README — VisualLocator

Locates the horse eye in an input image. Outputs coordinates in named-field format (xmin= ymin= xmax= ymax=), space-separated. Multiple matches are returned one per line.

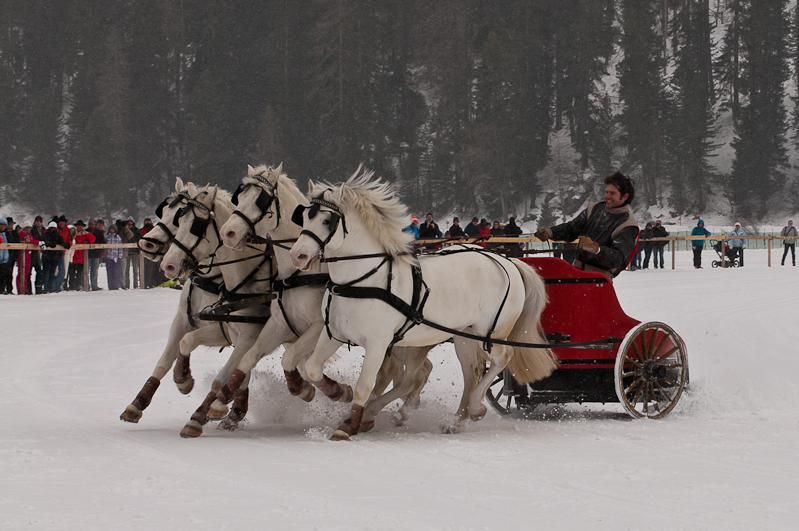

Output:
xmin=322 ymin=218 xmax=330 ymax=225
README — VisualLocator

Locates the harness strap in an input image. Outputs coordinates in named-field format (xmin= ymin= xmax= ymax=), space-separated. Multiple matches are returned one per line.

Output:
xmin=274 ymin=272 xmax=330 ymax=338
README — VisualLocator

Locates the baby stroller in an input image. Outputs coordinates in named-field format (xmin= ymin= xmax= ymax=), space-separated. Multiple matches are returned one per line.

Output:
xmin=711 ymin=240 xmax=739 ymax=268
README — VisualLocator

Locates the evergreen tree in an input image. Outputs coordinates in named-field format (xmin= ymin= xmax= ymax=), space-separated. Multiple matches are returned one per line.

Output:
xmin=667 ymin=0 xmax=715 ymax=213
xmin=729 ymin=0 xmax=790 ymax=216
xmin=618 ymin=0 xmax=670 ymax=207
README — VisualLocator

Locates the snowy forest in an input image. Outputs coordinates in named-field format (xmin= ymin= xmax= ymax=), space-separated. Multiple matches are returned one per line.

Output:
xmin=1 ymin=0 xmax=799 ymax=224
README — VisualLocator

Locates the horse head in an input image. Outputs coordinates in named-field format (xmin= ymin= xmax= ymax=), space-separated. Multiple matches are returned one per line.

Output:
xmin=139 ymin=177 xmax=191 ymax=260
xmin=160 ymin=183 xmax=220 ymax=279
xmin=221 ymin=164 xmax=283 ymax=250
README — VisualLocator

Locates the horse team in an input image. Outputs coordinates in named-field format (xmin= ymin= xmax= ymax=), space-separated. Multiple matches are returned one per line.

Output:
xmin=121 ymin=165 xmax=557 ymax=440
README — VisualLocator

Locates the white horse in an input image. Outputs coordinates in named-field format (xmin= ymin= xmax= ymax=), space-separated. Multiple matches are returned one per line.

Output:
xmin=160 ymin=183 xmax=273 ymax=437
xmin=290 ymin=169 xmax=557 ymax=440
xmin=120 ymin=178 xmax=233 ymax=425
xmin=212 ymin=164 xmax=434 ymax=431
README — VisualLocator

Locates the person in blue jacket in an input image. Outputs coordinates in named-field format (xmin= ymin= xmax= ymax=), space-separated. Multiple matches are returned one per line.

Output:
xmin=729 ymin=222 xmax=746 ymax=267
xmin=403 ymin=216 xmax=419 ymax=238
xmin=691 ymin=219 xmax=711 ymax=268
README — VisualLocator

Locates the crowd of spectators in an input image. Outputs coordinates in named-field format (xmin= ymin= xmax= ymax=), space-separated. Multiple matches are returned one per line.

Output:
xmin=0 ymin=214 xmax=164 ymax=295
xmin=403 ymin=213 xmax=524 ymax=253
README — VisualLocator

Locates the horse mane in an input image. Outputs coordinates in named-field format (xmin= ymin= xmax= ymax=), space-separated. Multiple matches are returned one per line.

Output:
xmin=191 ymin=183 xmax=234 ymax=219
xmin=316 ymin=167 xmax=417 ymax=266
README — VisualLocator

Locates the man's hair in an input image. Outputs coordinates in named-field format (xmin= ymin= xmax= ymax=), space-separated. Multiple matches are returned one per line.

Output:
xmin=34 ymin=215 xmax=43 ymax=222
xmin=604 ymin=171 xmax=635 ymax=205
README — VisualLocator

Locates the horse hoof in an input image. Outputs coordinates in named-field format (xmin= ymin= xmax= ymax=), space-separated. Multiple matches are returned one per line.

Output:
xmin=393 ymin=409 xmax=410 ymax=427
xmin=180 ymin=420 xmax=203 ymax=438
xmin=120 ymin=404 xmax=142 ymax=423
xmin=218 ymin=417 xmax=239 ymax=431
xmin=338 ymin=385 xmax=353 ymax=403
xmin=175 ymin=377 xmax=195 ymax=395
xmin=330 ymin=429 xmax=351 ymax=441
xmin=359 ymin=420 xmax=375 ymax=433
xmin=469 ymin=406 xmax=487 ymax=422
xmin=299 ymin=385 xmax=315 ymax=402
xmin=207 ymin=400 xmax=229 ymax=420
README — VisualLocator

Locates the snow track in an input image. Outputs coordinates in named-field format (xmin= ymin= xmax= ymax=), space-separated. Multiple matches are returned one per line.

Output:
xmin=2 ymin=250 xmax=798 ymax=530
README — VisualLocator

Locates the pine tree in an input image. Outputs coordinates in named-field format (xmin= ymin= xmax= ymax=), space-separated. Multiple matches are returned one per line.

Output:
xmin=729 ymin=0 xmax=790 ymax=216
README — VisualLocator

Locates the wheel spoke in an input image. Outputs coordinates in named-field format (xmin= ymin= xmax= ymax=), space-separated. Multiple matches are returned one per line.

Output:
xmin=640 ymin=330 xmax=649 ymax=360
xmin=659 ymin=362 xmax=683 ymax=370
xmin=631 ymin=341 xmax=644 ymax=363
xmin=504 ymin=395 xmax=512 ymax=413
xmin=654 ymin=381 xmax=675 ymax=405
xmin=621 ymin=370 xmax=642 ymax=379
xmin=623 ymin=355 xmax=643 ymax=368
xmin=651 ymin=332 xmax=670 ymax=361
xmin=662 ymin=377 xmax=679 ymax=387
xmin=656 ymin=345 xmax=680 ymax=364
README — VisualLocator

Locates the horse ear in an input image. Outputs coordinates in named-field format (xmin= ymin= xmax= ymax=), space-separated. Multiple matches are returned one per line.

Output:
xmin=307 ymin=179 xmax=315 ymax=195
xmin=267 ymin=163 xmax=281 ymax=186
xmin=247 ymin=165 xmax=256 ymax=177
xmin=175 ymin=176 xmax=184 ymax=190
xmin=206 ymin=185 xmax=218 ymax=204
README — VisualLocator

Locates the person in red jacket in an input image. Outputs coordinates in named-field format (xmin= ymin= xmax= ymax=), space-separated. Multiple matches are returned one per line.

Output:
xmin=53 ymin=215 xmax=72 ymax=292
xmin=67 ymin=220 xmax=95 ymax=291
xmin=16 ymin=221 xmax=40 ymax=294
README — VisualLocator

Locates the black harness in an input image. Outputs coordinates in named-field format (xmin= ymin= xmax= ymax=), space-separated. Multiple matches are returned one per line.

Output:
xmin=142 ymin=191 xmax=191 ymax=256
xmin=231 ymin=172 xmax=280 ymax=236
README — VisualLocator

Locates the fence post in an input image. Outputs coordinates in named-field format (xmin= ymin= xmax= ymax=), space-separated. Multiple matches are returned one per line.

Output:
xmin=671 ymin=238 xmax=676 ymax=269
xmin=21 ymin=249 xmax=28 ymax=294
xmin=767 ymin=236 xmax=771 ymax=267
xmin=83 ymin=248 xmax=90 ymax=291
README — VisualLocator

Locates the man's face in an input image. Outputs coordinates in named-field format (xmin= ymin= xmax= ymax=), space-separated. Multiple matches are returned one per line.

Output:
xmin=89 ymin=221 xmax=96 ymax=231
xmin=655 ymin=221 xmax=661 ymax=227
xmin=604 ymin=184 xmax=629 ymax=209
xmin=128 ymin=221 xmax=134 ymax=228
xmin=34 ymin=220 xmax=41 ymax=227
xmin=789 ymin=221 xmax=793 ymax=226
xmin=144 ymin=219 xmax=151 ymax=225
xmin=58 ymin=221 xmax=65 ymax=229
xmin=426 ymin=214 xmax=433 ymax=223
xmin=471 ymin=220 xmax=478 ymax=226
xmin=0 ymin=222 xmax=6 ymax=232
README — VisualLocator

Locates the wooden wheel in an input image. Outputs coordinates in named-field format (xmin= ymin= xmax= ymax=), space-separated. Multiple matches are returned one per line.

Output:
xmin=486 ymin=369 xmax=527 ymax=415
xmin=614 ymin=322 xmax=688 ymax=419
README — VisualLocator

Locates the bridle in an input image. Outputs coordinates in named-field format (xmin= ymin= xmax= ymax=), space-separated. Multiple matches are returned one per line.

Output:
xmin=291 ymin=193 xmax=347 ymax=259
xmin=169 ymin=193 xmax=222 ymax=270
xmin=141 ymin=190 xmax=191 ymax=256
xmin=230 ymin=171 xmax=280 ymax=237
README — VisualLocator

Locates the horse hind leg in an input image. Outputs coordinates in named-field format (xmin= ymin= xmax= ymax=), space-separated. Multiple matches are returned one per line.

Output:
xmin=218 ymin=388 xmax=249 ymax=431
xmin=176 ymin=325 xmax=230 ymax=394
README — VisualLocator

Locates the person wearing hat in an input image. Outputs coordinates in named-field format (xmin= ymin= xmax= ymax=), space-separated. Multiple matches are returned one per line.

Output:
xmin=66 ymin=220 xmax=95 ymax=291
xmin=729 ymin=222 xmax=746 ymax=267
xmin=449 ymin=216 xmax=465 ymax=238
xmin=124 ymin=216 xmax=142 ymax=289
xmin=0 ymin=217 xmax=16 ymax=294
xmin=403 ymin=216 xmax=420 ymax=239
xmin=30 ymin=216 xmax=45 ymax=293
xmin=87 ymin=219 xmax=106 ymax=291
xmin=463 ymin=217 xmax=480 ymax=238
xmin=780 ymin=220 xmax=797 ymax=266
xmin=640 ymin=222 xmax=654 ymax=269
xmin=691 ymin=219 xmax=712 ymax=269
xmin=15 ymin=220 xmax=41 ymax=294
xmin=104 ymin=224 xmax=123 ymax=290
xmin=535 ymin=171 xmax=638 ymax=280
xmin=41 ymin=221 xmax=70 ymax=293
xmin=53 ymin=215 xmax=72 ymax=292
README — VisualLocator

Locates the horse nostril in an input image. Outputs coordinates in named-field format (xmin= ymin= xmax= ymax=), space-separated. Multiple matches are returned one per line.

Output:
xmin=225 ymin=230 xmax=237 ymax=241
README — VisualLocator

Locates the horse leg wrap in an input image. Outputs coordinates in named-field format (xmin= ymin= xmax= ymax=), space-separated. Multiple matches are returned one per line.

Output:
xmin=173 ymin=354 xmax=192 ymax=384
xmin=131 ymin=377 xmax=160 ymax=411
xmin=316 ymin=375 xmax=353 ymax=403
xmin=331 ymin=404 xmax=364 ymax=440
xmin=285 ymin=369 xmax=315 ymax=402
xmin=227 ymin=388 xmax=250 ymax=423
xmin=216 ymin=369 xmax=246 ymax=405
xmin=190 ymin=391 xmax=218 ymax=425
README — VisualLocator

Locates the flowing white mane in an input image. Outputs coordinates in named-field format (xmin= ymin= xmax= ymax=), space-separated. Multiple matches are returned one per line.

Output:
xmin=315 ymin=167 xmax=416 ymax=266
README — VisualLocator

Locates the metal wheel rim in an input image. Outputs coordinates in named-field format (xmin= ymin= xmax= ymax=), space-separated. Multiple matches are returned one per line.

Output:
xmin=485 ymin=372 xmax=515 ymax=416
xmin=614 ymin=321 xmax=688 ymax=419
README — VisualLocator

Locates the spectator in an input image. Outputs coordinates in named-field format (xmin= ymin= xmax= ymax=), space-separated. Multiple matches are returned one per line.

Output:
xmin=4 ymin=217 xmax=20 ymax=292
xmin=0 ymin=218 xmax=15 ymax=294
xmin=780 ymin=220 xmax=796 ymax=266
xmin=418 ymin=213 xmax=442 ymax=250
xmin=117 ymin=219 xmax=133 ymax=289
xmin=55 ymin=215 xmax=72 ymax=292
xmin=125 ymin=216 xmax=142 ymax=289
xmin=67 ymin=220 xmax=95 ymax=291
xmin=503 ymin=217 xmax=523 ymax=237
xmin=140 ymin=218 xmax=155 ymax=288
xmin=87 ymin=219 xmax=106 ymax=291
xmin=487 ymin=220 xmax=504 ymax=251
xmin=691 ymin=219 xmax=711 ymax=269
xmin=105 ymin=224 xmax=123 ymax=290
xmin=403 ymin=216 xmax=419 ymax=238
xmin=16 ymin=221 xmax=40 ymax=294
xmin=535 ymin=171 xmax=638 ymax=280
xmin=652 ymin=220 xmax=669 ymax=269
xmin=631 ymin=233 xmax=642 ymax=271
xmin=42 ymin=221 xmax=70 ymax=293
xmin=464 ymin=217 xmax=481 ymax=238
xmin=449 ymin=217 xmax=465 ymax=238
xmin=30 ymin=216 xmax=45 ymax=293
xmin=729 ymin=222 xmax=746 ymax=267
xmin=640 ymin=222 xmax=654 ymax=269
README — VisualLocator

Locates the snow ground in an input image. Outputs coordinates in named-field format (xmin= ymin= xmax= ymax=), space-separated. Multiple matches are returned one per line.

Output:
xmin=1 ymin=249 xmax=798 ymax=530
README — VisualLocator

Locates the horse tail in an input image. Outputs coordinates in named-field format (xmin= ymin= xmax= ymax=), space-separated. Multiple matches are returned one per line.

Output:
xmin=505 ymin=259 xmax=557 ymax=384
